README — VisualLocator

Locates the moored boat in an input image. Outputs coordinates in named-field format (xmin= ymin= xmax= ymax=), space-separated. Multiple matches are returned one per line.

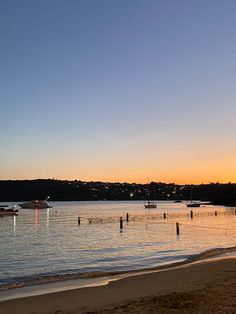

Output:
xmin=144 ymin=201 xmax=157 ymax=209
xmin=0 ymin=207 xmax=18 ymax=216
xmin=186 ymin=186 xmax=200 ymax=207
xmin=18 ymin=197 xmax=52 ymax=209
xmin=186 ymin=202 xmax=201 ymax=208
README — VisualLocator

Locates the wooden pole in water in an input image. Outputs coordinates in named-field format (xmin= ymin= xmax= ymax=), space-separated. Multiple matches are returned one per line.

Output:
xmin=176 ymin=222 xmax=180 ymax=235
xmin=215 ymin=211 xmax=217 ymax=216
xmin=163 ymin=213 xmax=166 ymax=219
xmin=126 ymin=213 xmax=129 ymax=222
xmin=190 ymin=210 xmax=193 ymax=219
xmin=120 ymin=217 xmax=123 ymax=229
xmin=78 ymin=217 xmax=80 ymax=225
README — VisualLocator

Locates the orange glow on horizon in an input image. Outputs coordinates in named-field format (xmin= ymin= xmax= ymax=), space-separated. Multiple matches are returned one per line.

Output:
xmin=1 ymin=154 xmax=235 ymax=185
xmin=4 ymin=174 xmax=235 ymax=185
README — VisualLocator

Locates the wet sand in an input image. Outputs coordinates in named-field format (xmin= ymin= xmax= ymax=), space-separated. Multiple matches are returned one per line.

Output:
xmin=0 ymin=258 xmax=235 ymax=313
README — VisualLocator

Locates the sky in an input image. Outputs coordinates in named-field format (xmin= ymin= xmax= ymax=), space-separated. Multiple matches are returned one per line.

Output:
xmin=1 ymin=0 xmax=236 ymax=184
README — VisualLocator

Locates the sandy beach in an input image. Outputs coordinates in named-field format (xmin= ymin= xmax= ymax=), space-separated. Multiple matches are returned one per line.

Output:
xmin=0 ymin=257 xmax=235 ymax=314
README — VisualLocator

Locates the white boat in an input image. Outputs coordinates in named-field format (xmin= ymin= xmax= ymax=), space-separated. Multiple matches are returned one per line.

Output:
xmin=144 ymin=201 xmax=157 ymax=209
xmin=18 ymin=197 xmax=52 ymax=209
xmin=144 ymin=180 xmax=157 ymax=208
xmin=186 ymin=187 xmax=200 ymax=207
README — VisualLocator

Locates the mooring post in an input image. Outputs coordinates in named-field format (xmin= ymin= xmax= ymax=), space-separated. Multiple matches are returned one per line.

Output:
xmin=176 ymin=222 xmax=180 ymax=235
xmin=190 ymin=210 xmax=193 ymax=219
xmin=126 ymin=213 xmax=129 ymax=223
xmin=78 ymin=217 xmax=80 ymax=225
xmin=120 ymin=217 xmax=123 ymax=230
xmin=215 ymin=211 xmax=217 ymax=216
xmin=163 ymin=213 xmax=166 ymax=219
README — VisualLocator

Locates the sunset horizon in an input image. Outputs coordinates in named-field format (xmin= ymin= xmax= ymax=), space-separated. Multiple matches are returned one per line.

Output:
xmin=1 ymin=1 xmax=236 ymax=312
xmin=1 ymin=1 xmax=236 ymax=185
xmin=1 ymin=176 xmax=235 ymax=185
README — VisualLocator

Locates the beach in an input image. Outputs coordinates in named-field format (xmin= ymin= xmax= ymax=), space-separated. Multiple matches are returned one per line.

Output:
xmin=0 ymin=257 xmax=235 ymax=313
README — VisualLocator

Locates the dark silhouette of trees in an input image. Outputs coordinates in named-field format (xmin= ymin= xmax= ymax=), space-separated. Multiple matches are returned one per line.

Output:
xmin=0 ymin=179 xmax=235 ymax=205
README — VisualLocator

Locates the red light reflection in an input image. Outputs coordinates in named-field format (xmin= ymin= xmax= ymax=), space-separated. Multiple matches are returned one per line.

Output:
xmin=35 ymin=208 xmax=38 ymax=225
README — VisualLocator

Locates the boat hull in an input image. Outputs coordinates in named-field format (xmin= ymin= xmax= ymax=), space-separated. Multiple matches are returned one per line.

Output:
xmin=186 ymin=203 xmax=201 ymax=208
xmin=0 ymin=208 xmax=18 ymax=216
xmin=18 ymin=200 xmax=52 ymax=209
xmin=144 ymin=201 xmax=157 ymax=209
xmin=144 ymin=204 xmax=157 ymax=208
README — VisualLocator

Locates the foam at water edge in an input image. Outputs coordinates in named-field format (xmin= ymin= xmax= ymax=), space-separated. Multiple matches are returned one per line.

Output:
xmin=186 ymin=246 xmax=236 ymax=263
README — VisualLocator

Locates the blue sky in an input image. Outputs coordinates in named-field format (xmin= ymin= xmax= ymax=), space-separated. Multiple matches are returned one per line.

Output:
xmin=1 ymin=0 xmax=236 ymax=183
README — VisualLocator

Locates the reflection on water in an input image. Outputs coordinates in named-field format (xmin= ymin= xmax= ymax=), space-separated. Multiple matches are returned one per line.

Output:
xmin=47 ymin=208 xmax=50 ymax=229
xmin=35 ymin=208 xmax=39 ymax=225
xmin=13 ymin=216 xmax=16 ymax=236
xmin=0 ymin=201 xmax=235 ymax=290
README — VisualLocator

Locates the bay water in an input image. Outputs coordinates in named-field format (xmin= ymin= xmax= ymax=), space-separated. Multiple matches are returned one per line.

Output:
xmin=0 ymin=201 xmax=236 ymax=293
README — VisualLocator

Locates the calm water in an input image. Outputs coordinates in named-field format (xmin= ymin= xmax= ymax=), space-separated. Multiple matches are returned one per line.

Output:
xmin=0 ymin=201 xmax=236 ymax=291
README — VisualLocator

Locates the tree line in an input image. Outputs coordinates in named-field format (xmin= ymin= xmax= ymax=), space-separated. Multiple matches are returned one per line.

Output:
xmin=0 ymin=179 xmax=235 ymax=205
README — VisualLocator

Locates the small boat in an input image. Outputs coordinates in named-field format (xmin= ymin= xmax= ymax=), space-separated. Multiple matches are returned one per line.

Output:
xmin=186 ymin=202 xmax=200 ymax=208
xmin=144 ymin=201 xmax=157 ymax=209
xmin=186 ymin=186 xmax=200 ymax=207
xmin=0 ymin=206 xmax=18 ymax=216
xmin=144 ymin=179 xmax=157 ymax=209
xmin=18 ymin=197 xmax=52 ymax=209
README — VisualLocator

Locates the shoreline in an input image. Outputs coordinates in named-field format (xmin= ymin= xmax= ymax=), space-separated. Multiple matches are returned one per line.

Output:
xmin=0 ymin=255 xmax=236 ymax=313
xmin=1 ymin=245 xmax=236 ymax=297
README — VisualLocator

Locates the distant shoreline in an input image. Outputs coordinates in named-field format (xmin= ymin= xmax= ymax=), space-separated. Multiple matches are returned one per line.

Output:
xmin=0 ymin=179 xmax=236 ymax=205
xmin=2 ymin=199 xmax=236 ymax=208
